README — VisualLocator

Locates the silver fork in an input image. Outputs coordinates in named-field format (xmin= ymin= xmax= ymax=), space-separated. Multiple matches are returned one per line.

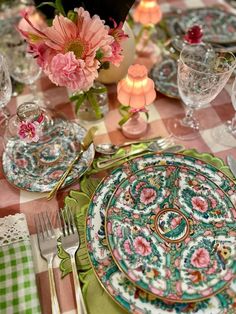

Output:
xmin=96 ymin=137 xmax=175 ymax=169
xmin=35 ymin=212 xmax=60 ymax=314
xmin=58 ymin=207 xmax=87 ymax=314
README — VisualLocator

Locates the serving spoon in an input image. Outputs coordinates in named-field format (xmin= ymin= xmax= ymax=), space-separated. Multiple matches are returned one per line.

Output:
xmin=95 ymin=135 xmax=172 ymax=155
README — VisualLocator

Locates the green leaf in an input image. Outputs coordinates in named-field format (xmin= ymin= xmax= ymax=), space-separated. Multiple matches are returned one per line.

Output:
xmin=99 ymin=61 xmax=110 ymax=70
xmin=67 ymin=10 xmax=78 ymax=23
xmin=68 ymin=191 xmax=90 ymax=209
xmin=63 ymin=196 xmax=78 ymax=212
xmin=119 ymin=104 xmax=130 ymax=116
xmin=55 ymin=0 xmax=66 ymax=16
xmin=118 ymin=114 xmax=130 ymax=126
xmin=145 ymin=111 xmax=149 ymax=121
xmin=87 ymin=92 xmax=102 ymax=119
xmin=36 ymin=2 xmax=56 ymax=9
xmin=69 ymin=94 xmax=81 ymax=102
xmin=90 ymin=87 xmax=107 ymax=94
xmin=95 ymin=49 xmax=104 ymax=60
xmin=80 ymin=176 xmax=101 ymax=198
xmin=70 ymin=93 xmax=86 ymax=114
xmin=74 ymin=204 xmax=91 ymax=271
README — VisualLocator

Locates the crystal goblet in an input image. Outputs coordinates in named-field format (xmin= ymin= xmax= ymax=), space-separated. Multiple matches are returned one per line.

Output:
xmin=10 ymin=42 xmax=42 ymax=103
xmin=167 ymin=44 xmax=236 ymax=140
xmin=0 ymin=53 xmax=12 ymax=127
xmin=226 ymin=77 xmax=236 ymax=137
xmin=212 ymin=76 xmax=236 ymax=147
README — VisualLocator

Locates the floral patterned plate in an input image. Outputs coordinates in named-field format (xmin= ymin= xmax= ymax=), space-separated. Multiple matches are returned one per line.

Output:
xmin=149 ymin=58 xmax=179 ymax=99
xmin=166 ymin=7 xmax=236 ymax=44
xmin=86 ymin=152 xmax=236 ymax=314
xmin=2 ymin=120 xmax=95 ymax=192
xmin=105 ymin=164 xmax=236 ymax=303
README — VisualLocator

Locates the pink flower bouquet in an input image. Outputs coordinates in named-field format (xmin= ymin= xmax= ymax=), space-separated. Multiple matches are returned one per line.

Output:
xmin=18 ymin=6 xmax=128 ymax=92
xmin=18 ymin=2 xmax=129 ymax=118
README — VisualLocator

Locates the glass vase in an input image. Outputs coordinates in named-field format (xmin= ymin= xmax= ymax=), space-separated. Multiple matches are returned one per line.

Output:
xmin=73 ymin=82 xmax=109 ymax=122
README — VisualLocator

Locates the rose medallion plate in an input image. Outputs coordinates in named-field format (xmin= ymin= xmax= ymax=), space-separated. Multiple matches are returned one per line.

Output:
xmin=105 ymin=164 xmax=236 ymax=303
xmin=86 ymin=152 xmax=236 ymax=314
xmin=165 ymin=7 xmax=236 ymax=44
xmin=2 ymin=120 xmax=95 ymax=192
xmin=150 ymin=58 xmax=179 ymax=99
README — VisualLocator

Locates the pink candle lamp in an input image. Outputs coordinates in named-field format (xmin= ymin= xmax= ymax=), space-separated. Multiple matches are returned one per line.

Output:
xmin=117 ymin=64 xmax=156 ymax=139
xmin=133 ymin=0 xmax=162 ymax=25
xmin=133 ymin=0 xmax=162 ymax=65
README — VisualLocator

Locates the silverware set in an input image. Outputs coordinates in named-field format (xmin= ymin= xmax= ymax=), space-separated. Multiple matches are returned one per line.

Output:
xmin=35 ymin=208 xmax=86 ymax=314
xmin=96 ymin=137 xmax=184 ymax=169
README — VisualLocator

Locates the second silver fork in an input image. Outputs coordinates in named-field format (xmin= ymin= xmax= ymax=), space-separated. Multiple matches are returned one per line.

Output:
xmin=58 ymin=207 xmax=87 ymax=314
xmin=35 ymin=212 xmax=60 ymax=314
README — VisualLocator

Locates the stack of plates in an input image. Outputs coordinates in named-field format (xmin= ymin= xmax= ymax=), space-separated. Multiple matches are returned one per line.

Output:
xmin=86 ymin=152 xmax=236 ymax=313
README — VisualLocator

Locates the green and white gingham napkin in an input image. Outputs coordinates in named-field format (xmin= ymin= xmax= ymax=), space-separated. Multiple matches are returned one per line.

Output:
xmin=0 ymin=213 xmax=41 ymax=314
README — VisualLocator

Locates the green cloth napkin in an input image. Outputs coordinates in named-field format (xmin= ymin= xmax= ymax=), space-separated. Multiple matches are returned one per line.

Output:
xmin=0 ymin=214 xmax=41 ymax=314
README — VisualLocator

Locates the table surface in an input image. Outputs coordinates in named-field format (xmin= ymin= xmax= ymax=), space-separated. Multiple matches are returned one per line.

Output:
xmin=1 ymin=0 xmax=236 ymax=313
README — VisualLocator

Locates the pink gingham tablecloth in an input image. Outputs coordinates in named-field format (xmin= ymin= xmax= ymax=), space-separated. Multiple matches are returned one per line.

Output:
xmin=0 ymin=0 xmax=236 ymax=313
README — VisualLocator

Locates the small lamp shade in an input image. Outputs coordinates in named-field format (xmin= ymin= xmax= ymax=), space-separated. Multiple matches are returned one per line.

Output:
xmin=133 ymin=0 xmax=162 ymax=25
xmin=117 ymin=64 xmax=156 ymax=139
xmin=117 ymin=64 xmax=156 ymax=109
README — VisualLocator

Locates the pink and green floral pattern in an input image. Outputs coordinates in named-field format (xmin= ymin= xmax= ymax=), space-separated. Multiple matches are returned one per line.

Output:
xmin=106 ymin=164 xmax=236 ymax=302
xmin=2 ymin=120 xmax=94 ymax=192
xmin=86 ymin=152 xmax=236 ymax=313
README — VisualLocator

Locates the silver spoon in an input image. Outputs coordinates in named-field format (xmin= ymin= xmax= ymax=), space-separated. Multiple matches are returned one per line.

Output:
xmin=95 ymin=135 xmax=172 ymax=155
xmin=96 ymin=143 xmax=184 ymax=169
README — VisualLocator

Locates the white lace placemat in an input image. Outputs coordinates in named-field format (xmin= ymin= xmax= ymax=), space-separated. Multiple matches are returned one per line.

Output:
xmin=0 ymin=213 xmax=29 ymax=246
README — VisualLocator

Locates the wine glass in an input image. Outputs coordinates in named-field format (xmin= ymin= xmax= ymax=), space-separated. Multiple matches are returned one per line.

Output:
xmin=0 ymin=53 xmax=12 ymax=127
xmin=10 ymin=41 xmax=42 ymax=103
xmin=167 ymin=44 xmax=236 ymax=140
xmin=227 ymin=77 xmax=236 ymax=136
xmin=212 ymin=76 xmax=236 ymax=147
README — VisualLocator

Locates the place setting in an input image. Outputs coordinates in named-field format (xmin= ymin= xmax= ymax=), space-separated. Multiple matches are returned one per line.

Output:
xmin=86 ymin=151 xmax=236 ymax=314
xmin=1 ymin=0 xmax=236 ymax=313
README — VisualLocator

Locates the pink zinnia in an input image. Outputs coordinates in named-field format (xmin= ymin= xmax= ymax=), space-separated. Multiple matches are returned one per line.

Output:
xmin=133 ymin=236 xmax=152 ymax=256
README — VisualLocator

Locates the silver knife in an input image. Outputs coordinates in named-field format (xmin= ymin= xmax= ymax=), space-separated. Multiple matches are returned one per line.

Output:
xmin=227 ymin=155 xmax=236 ymax=178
